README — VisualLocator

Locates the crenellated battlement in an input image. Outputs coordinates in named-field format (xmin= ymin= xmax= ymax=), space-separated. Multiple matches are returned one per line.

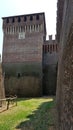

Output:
xmin=43 ymin=43 xmax=58 ymax=54
xmin=43 ymin=34 xmax=58 ymax=53
xmin=2 ymin=12 xmax=45 ymax=24
xmin=48 ymin=35 xmax=56 ymax=41
xmin=2 ymin=12 xmax=46 ymax=35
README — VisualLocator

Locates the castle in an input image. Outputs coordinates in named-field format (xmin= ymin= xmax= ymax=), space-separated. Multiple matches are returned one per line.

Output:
xmin=1 ymin=1 xmax=73 ymax=129
xmin=0 ymin=55 xmax=5 ymax=101
xmin=56 ymin=0 xmax=73 ymax=129
xmin=2 ymin=12 xmax=58 ymax=97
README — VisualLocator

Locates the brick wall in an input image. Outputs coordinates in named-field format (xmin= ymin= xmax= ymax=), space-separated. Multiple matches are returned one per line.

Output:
xmin=2 ymin=12 xmax=58 ymax=97
xmin=43 ymin=38 xmax=58 ymax=95
xmin=3 ymin=34 xmax=43 ymax=63
xmin=5 ymin=76 xmax=42 ymax=97
xmin=2 ymin=13 xmax=45 ymax=97
xmin=56 ymin=0 xmax=73 ymax=129
xmin=0 ymin=63 xmax=5 ymax=100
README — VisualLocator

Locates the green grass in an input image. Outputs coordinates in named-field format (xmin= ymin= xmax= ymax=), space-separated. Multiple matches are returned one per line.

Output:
xmin=0 ymin=97 xmax=55 ymax=130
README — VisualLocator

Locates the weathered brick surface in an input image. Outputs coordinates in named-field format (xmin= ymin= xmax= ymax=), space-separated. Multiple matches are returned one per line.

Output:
xmin=2 ymin=12 xmax=58 ymax=97
xmin=2 ymin=13 xmax=45 ymax=97
xmin=3 ymin=35 xmax=43 ymax=63
xmin=2 ymin=13 xmax=45 ymax=64
xmin=5 ymin=76 xmax=42 ymax=97
xmin=43 ymin=39 xmax=58 ymax=95
xmin=0 ymin=63 xmax=5 ymax=100
xmin=56 ymin=0 xmax=73 ymax=129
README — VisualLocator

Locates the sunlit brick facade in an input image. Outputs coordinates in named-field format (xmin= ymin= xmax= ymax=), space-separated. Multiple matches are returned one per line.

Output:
xmin=2 ymin=12 xmax=58 ymax=97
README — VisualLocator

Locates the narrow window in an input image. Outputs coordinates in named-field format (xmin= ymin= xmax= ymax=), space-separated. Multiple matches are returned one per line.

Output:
xmin=6 ymin=18 xmax=9 ymax=23
xmin=30 ymin=15 xmax=33 ymax=21
xmin=12 ymin=17 xmax=15 ymax=23
xmin=18 ymin=17 xmax=21 ymax=22
xmin=50 ymin=45 xmax=52 ymax=53
xmin=36 ymin=15 xmax=39 ymax=20
xmin=17 ymin=73 xmax=21 ymax=78
xmin=44 ymin=45 xmax=47 ymax=53
xmin=31 ymin=25 xmax=33 ymax=30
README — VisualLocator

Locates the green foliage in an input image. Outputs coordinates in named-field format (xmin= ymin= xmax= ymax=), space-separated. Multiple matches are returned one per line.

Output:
xmin=0 ymin=97 xmax=55 ymax=130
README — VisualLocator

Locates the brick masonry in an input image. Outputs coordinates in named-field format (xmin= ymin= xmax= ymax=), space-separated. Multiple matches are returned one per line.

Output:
xmin=43 ymin=38 xmax=58 ymax=95
xmin=2 ymin=12 xmax=58 ymax=97
xmin=56 ymin=0 xmax=73 ymax=129
xmin=0 ymin=61 xmax=5 ymax=100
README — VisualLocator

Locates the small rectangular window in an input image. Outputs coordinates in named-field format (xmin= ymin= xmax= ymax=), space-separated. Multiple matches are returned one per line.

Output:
xmin=30 ymin=15 xmax=33 ymax=21
xmin=6 ymin=18 xmax=9 ymax=23
xmin=18 ymin=32 xmax=25 ymax=39
xmin=18 ymin=17 xmax=21 ymax=22
xmin=17 ymin=73 xmax=21 ymax=78
xmin=12 ymin=18 xmax=15 ymax=23
xmin=44 ymin=45 xmax=47 ymax=53
xmin=36 ymin=15 xmax=39 ymax=20
xmin=49 ymin=45 xmax=52 ymax=53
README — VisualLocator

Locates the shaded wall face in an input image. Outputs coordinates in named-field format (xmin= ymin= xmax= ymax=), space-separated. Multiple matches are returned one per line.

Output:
xmin=3 ymin=63 xmax=43 ymax=97
xmin=57 ymin=28 xmax=73 ymax=130
xmin=43 ymin=65 xmax=57 ymax=95
xmin=43 ymin=45 xmax=58 ymax=95
xmin=0 ymin=64 xmax=5 ymax=101
xmin=43 ymin=52 xmax=58 ymax=95
xmin=56 ymin=0 xmax=73 ymax=129
xmin=2 ymin=63 xmax=42 ymax=76
xmin=43 ymin=52 xmax=58 ymax=65
xmin=5 ymin=76 xmax=42 ymax=97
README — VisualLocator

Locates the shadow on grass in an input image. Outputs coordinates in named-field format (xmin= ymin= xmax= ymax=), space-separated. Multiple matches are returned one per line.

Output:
xmin=16 ymin=100 xmax=54 ymax=130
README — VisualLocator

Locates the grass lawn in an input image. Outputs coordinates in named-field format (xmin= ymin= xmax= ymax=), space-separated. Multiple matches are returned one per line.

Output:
xmin=0 ymin=97 xmax=56 ymax=130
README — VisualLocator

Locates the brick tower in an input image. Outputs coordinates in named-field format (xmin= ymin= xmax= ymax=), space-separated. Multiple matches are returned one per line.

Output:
xmin=0 ymin=55 xmax=5 ymax=100
xmin=2 ymin=12 xmax=46 ymax=97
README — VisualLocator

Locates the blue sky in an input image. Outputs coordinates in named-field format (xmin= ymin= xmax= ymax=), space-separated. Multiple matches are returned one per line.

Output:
xmin=0 ymin=0 xmax=57 ymax=56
